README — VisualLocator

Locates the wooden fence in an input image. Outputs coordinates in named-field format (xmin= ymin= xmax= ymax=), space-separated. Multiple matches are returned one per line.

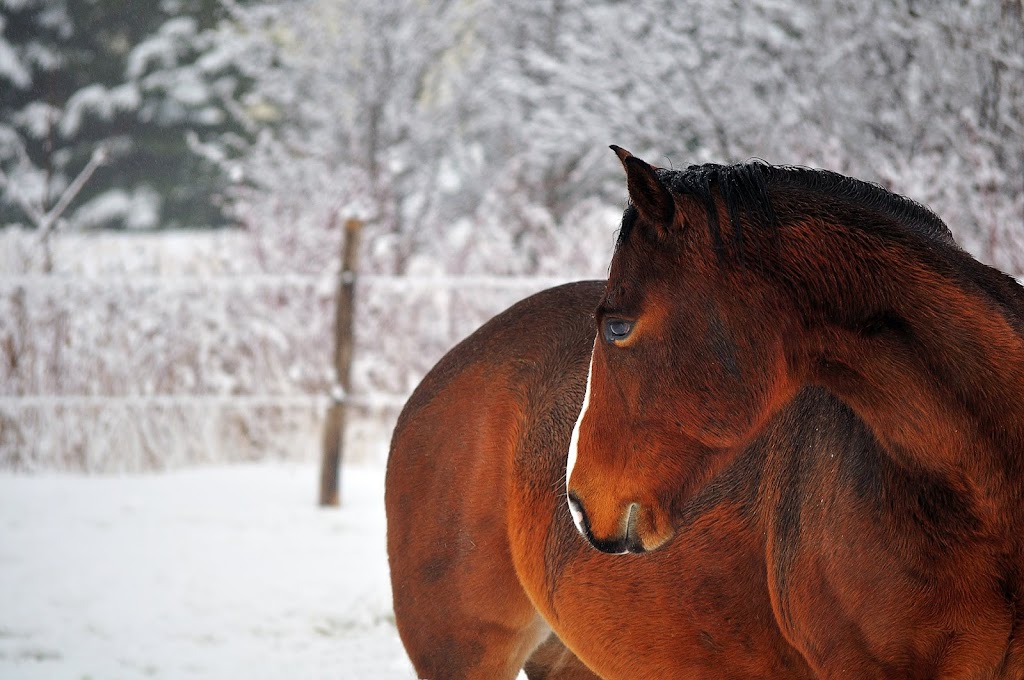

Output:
xmin=0 ymin=267 xmax=577 ymax=473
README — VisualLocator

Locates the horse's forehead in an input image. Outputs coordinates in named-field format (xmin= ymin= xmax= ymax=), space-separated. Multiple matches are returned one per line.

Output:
xmin=604 ymin=261 xmax=680 ymax=329
xmin=605 ymin=239 xmax=654 ymax=303
xmin=610 ymin=211 xmax=691 ymax=279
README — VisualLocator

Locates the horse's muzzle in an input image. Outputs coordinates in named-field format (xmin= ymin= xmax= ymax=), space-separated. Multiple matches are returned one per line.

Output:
xmin=568 ymin=494 xmax=646 ymax=554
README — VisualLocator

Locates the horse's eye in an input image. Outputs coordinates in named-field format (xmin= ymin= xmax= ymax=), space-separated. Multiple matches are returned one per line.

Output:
xmin=603 ymin=318 xmax=634 ymax=343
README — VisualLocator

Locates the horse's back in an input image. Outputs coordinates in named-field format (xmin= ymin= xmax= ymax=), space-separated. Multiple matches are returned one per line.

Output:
xmin=386 ymin=281 xmax=603 ymax=679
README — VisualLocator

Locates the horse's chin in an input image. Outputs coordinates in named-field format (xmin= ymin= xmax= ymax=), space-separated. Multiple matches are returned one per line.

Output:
xmin=622 ymin=529 xmax=674 ymax=554
xmin=633 ymin=505 xmax=677 ymax=553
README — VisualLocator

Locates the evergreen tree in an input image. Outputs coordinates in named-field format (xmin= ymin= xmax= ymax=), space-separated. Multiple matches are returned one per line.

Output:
xmin=0 ymin=0 xmax=254 ymax=231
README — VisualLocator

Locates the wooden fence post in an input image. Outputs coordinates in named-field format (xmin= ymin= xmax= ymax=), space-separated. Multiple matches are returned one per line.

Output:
xmin=318 ymin=217 xmax=362 ymax=506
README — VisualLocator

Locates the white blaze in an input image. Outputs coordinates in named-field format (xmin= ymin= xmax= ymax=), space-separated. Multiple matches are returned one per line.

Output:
xmin=566 ymin=344 xmax=595 ymax=535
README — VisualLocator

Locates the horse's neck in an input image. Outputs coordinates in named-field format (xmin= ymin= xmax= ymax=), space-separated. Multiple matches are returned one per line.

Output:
xmin=787 ymin=237 xmax=1024 ymax=518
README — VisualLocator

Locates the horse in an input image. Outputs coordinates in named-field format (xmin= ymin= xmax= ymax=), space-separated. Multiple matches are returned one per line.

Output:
xmin=386 ymin=148 xmax=1024 ymax=678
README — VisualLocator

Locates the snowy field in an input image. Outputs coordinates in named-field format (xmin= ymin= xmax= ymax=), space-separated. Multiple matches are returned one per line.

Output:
xmin=0 ymin=462 xmax=417 ymax=679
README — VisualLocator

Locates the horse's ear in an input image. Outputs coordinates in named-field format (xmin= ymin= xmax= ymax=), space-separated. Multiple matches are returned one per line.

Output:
xmin=610 ymin=144 xmax=633 ymax=166
xmin=610 ymin=146 xmax=675 ymax=234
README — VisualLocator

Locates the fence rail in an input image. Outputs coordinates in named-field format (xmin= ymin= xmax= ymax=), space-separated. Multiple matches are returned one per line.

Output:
xmin=0 ymin=273 xmax=579 ymax=288
xmin=0 ymin=393 xmax=411 ymax=409
xmin=0 ymin=270 xmax=587 ymax=471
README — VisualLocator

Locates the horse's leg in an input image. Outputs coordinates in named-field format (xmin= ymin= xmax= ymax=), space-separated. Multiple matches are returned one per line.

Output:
xmin=388 ymin=375 xmax=550 ymax=679
xmin=523 ymin=634 xmax=601 ymax=680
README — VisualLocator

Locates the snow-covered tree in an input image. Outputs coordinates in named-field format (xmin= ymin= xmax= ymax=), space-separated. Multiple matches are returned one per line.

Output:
xmin=0 ymin=0 xmax=254 ymax=236
xmin=216 ymin=0 xmax=503 ymax=275
xmin=500 ymin=0 xmax=1024 ymax=270
xmin=222 ymin=0 xmax=1022 ymax=278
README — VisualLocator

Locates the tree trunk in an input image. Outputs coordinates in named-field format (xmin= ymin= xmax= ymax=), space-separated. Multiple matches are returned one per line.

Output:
xmin=318 ymin=217 xmax=362 ymax=506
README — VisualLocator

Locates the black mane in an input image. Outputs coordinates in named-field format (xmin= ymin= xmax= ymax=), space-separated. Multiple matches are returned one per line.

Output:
xmin=617 ymin=160 xmax=1024 ymax=335
xmin=618 ymin=161 xmax=955 ymax=256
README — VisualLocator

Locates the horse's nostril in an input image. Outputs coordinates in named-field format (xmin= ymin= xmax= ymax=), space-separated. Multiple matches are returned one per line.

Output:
xmin=625 ymin=502 xmax=638 ymax=530
xmin=623 ymin=503 xmax=646 ymax=553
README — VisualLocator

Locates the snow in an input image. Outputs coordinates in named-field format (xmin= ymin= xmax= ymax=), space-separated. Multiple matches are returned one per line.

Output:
xmin=0 ymin=35 xmax=30 ymax=89
xmin=12 ymin=102 xmax=60 ymax=140
xmin=126 ymin=17 xmax=200 ymax=79
xmin=59 ymin=83 xmax=142 ymax=138
xmin=0 ymin=462 xmax=417 ymax=679
xmin=71 ymin=186 xmax=161 ymax=230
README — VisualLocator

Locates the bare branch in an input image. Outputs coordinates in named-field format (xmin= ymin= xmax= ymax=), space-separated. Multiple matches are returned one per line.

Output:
xmin=37 ymin=144 xmax=109 ymax=237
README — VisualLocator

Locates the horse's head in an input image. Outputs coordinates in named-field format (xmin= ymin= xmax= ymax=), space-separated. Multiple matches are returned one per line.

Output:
xmin=566 ymin=147 xmax=798 ymax=554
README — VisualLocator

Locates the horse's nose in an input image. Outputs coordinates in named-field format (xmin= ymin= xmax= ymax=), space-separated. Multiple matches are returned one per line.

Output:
xmin=567 ymin=493 xmax=646 ymax=555
xmin=567 ymin=493 xmax=588 ymax=535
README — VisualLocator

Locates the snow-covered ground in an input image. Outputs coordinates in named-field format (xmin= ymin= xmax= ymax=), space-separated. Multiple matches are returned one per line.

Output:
xmin=0 ymin=462 xmax=417 ymax=679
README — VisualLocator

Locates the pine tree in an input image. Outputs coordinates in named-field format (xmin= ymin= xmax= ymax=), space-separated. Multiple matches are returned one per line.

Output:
xmin=0 ymin=0 xmax=254 ymax=233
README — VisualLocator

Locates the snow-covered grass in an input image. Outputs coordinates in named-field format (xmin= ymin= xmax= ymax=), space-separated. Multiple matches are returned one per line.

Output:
xmin=0 ymin=462 xmax=416 ymax=679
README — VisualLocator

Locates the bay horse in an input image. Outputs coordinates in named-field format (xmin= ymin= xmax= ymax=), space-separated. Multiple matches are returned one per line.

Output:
xmin=386 ymin=148 xmax=1024 ymax=678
